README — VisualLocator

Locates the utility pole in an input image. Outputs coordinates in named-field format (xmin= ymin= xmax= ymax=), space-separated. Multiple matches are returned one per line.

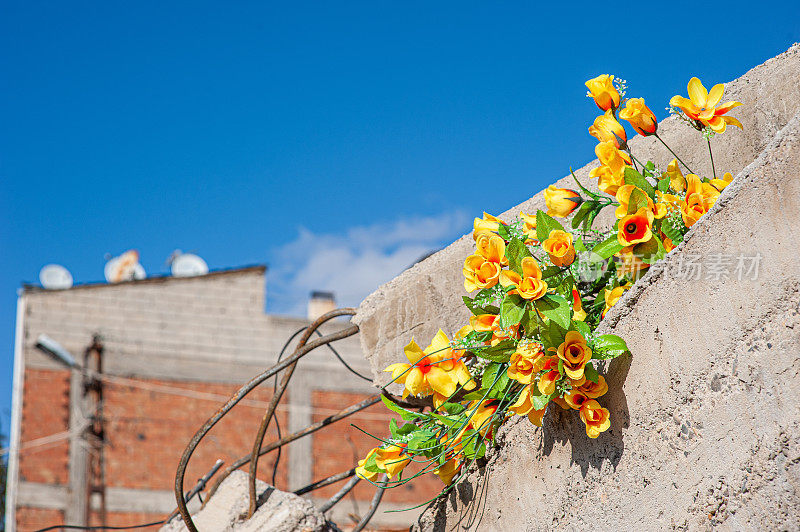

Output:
xmin=83 ymin=335 xmax=107 ymax=527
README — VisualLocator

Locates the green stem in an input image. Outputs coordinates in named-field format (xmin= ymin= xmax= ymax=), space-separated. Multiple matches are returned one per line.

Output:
xmin=655 ymin=133 xmax=696 ymax=175
xmin=626 ymin=147 xmax=639 ymax=172
xmin=707 ymin=138 xmax=716 ymax=179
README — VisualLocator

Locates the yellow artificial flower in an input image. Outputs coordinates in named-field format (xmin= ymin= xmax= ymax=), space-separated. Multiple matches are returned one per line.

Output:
xmin=472 ymin=212 xmax=504 ymax=240
xmin=617 ymin=207 xmax=654 ymax=247
xmin=619 ymin=97 xmax=658 ymax=136
xmin=463 ymin=255 xmax=502 ymax=292
xmin=543 ymin=229 xmax=575 ymax=267
xmin=507 ymin=341 xmax=546 ymax=384
xmin=555 ymin=331 xmax=593 ymax=380
xmin=681 ymin=174 xmax=720 ymax=227
xmin=578 ymin=375 xmax=608 ymax=399
xmin=590 ymin=164 xmax=625 ymax=196
xmin=355 ymin=447 xmax=380 ymax=481
xmin=425 ymin=329 xmax=477 ymax=396
xmin=595 ymin=141 xmax=632 ymax=176
xmin=709 ymin=171 xmax=734 ymax=192
xmin=519 ymin=212 xmax=538 ymax=244
xmin=602 ymin=285 xmax=629 ymax=318
xmin=508 ymin=384 xmax=546 ymax=427
xmin=544 ymin=185 xmax=582 ymax=217
xmin=470 ymin=313 xmax=519 ymax=346
xmin=384 ymin=339 xmax=457 ymax=399
xmin=499 ymin=256 xmax=548 ymax=300
xmin=374 ymin=444 xmax=411 ymax=478
xmin=664 ymin=158 xmax=686 ymax=192
xmin=579 ymin=400 xmax=611 ymax=438
xmin=434 ymin=456 xmax=462 ymax=484
xmin=669 ymin=77 xmax=743 ymax=133
xmin=475 ymin=233 xmax=507 ymax=264
xmin=466 ymin=400 xmax=498 ymax=437
xmin=571 ymin=286 xmax=587 ymax=321
xmin=537 ymin=357 xmax=561 ymax=396
xmin=589 ymin=109 xmax=627 ymax=149
xmin=564 ymin=388 xmax=590 ymax=410
xmin=585 ymin=74 xmax=620 ymax=111
xmin=615 ymin=185 xmax=666 ymax=219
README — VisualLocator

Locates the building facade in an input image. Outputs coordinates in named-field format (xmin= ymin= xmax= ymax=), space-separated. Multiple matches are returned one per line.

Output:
xmin=6 ymin=266 xmax=438 ymax=531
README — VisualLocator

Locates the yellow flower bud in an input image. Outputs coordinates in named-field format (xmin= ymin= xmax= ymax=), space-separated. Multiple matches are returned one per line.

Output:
xmin=585 ymin=74 xmax=620 ymax=111
xmin=544 ymin=185 xmax=582 ymax=218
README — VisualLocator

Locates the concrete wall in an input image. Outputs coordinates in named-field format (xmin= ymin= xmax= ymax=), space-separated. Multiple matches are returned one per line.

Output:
xmin=415 ymin=107 xmax=800 ymax=532
xmin=354 ymin=44 xmax=800 ymax=389
xmin=8 ymin=267 xmax=439 ymax=531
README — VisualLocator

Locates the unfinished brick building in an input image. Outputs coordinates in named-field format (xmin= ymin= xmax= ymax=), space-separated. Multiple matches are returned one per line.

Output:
xmin=6 ymin=265 xmax=439 ymax=531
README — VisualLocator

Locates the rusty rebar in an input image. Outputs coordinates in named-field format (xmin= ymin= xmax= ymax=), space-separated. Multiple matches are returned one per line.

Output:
xmin=173 ymin=324 xmax=359 ymax=532
xmin=165 ymin=458 xmax=224 ymax=523
xmin=294 ymin=467 xmax=356 ymax=496
xmin=247 ymin=308 xmax=356 ymax=518
xmin=319 ymin=474 xmax=360 ymax=513
xmin=205 ymin=393 xmax=381 ymax=502
xmin=353 ymin=474 xmax=387 ymax=532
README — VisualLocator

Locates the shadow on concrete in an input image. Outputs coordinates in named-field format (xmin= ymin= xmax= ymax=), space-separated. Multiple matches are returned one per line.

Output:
xmin=541 ymin=352 xmax=631 ymax=477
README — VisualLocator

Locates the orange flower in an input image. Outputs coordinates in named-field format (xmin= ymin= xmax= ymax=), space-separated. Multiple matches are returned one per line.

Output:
xmin=463 ymin=234 xmax=506 ymax=292
xmin=681 ymin=174 xmax=721 ymax=227
xmin=669 ymin=77 xmax=742 ymax=133
xmin=519 ymin=212 xmax=538 ymax=244
xmin=617 ymin=207 xmax=654 ymax=247
xmin=544 ymin=185 xmax=582 ymax=217
xmin=507 ymin=342 xmax=546 ymax=384
xmin=466 ymin=400 xmax=498 ymax=438
xmin=374 ymin=444 xmax=411 ymax=478
xmin=384 ymin=339 xmax=457 ymax=398
xmin=508 ymin=384 xmax=547 ymax=427
xmin=543 ymin=229 xmax=575 ymax=267
xmin=595 ymin=141 xmax=632 ymax=176
xmin=578 ymin=375 xmax=608 ymax=399
xmin=471 ymin=313 xmax=519 ymax=346
xmin=472 ymin=212 xmax=504 ymax=240
xmin=615 ymin=249 xmax=649 ymax=280
xmin=618 ymin=97 xmax=658 ymax=136
xmin=585 ymin=74 xmax=620 ymax=111
xmin=590 ymin=164 xmax=625 ymax=196
xmin=564 ymin=388 xmax=591 ymax=410
xmin=555 ymin=331 xmax=592 ymax=380
xmin=602 ymin=285 xmax=629 ymax=318
xmin=570 ymin=286 xmax=587 ymax=321
xmin=434 ymin=456 xmax=462 ymax=484
xmin=589 ymin=109 xmax=627 ymax=149
xmin=615 ymin=185 xmax=666 ymax=220
xmin=537 ymin=357 xmax=560 ymax=396
xmin=499 ymin=256 xmax=548 ymax=300
xmin=355 ymin=448 xmax=380 ymax=481
xmin=579 ymin=400 xmax=611 ymax=438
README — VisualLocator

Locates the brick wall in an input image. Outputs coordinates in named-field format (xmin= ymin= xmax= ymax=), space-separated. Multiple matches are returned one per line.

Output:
xmin=11 ymin=268 xmax=434 ymax=531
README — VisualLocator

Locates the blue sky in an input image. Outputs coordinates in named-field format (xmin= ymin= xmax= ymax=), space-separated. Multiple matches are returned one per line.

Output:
xmin=1 ymin=1 xmax=798 ymax=435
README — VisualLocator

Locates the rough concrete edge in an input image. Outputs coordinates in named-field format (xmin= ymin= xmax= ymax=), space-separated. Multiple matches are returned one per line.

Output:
xmin=598 ymin=109 xmax=800 ymax=332
xmin=353 ymin=42 xmax=800 ymax=327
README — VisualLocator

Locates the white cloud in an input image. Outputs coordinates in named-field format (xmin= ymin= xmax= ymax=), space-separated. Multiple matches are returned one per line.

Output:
xmin=266 ymin=211 xmax=470 ymax=316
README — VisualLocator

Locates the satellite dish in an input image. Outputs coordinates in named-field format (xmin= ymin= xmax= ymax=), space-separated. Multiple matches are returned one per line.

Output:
xmin=171 ymin=253 xmax=209 ymax=277
xmin=104 ymin=250 xmax=146 ymax=283
xmin=39 ymin=264 xmax=73 ymax=290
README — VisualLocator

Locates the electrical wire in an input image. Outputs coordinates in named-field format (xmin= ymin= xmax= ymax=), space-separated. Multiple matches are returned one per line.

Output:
xmin=34 ymin=520 xmax=165 ymax=531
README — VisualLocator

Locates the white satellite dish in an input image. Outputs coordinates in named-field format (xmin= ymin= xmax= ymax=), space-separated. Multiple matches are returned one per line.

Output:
xmin=171 ymin=253 xmax=209 ymax=277
xmin=39 ymin=264 xmax=73 ymax=290
xmin=104 ymin=250 xmax=146 ymax=283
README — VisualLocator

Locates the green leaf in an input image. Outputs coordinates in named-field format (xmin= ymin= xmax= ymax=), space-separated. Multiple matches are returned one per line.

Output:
xmin=657 ymin=176 xmax=670 ymax=193
xmin=536 ymin=210 xmax=565 ymax=242
xmin=574 ymin=236 xmax=587 ymax=253
xmin=536 ymin=294 xmax=572 ymax=330
xmin=462 ymin=295 xmax=500 ymax=316
xmin=496 ymin=223 xmax=511 ymax=240
xmin=591 ymin=334 xmax=630 ymax=360
xmin=623 ymin=167 xmax=656 ymax=199
xmin=531 ymin=393 xmax=550 ymax=410
xmin=505 ymin=238 xmax=532 ymax=275
xmin=626 ymin=187 xmax=651 ymax=215
xmin=481 ymin=362 xmax=501 ymax=390
xmin=572 ymin=320 xmax=591 ymax=337
xmin=592 ymin=234 xmax=623 ymax=260
xmin=380 ymin=394 xmax=425 ymax=422
xmin=571 ymin=201 xmax=593 ymax=230
xmin=475 ymin=339 xmax=516 ymax=362
xmin=583 ymin=363 xmax=599 ymax=383
xmin=500 ymin=294 xmax=526 ymax=328
xmin=570 ymin=168 xmax=602 ymax=200
xmin=633 ymin=235 xmax=664 ymax=264
xmin=661 ymin=217 xmax=686 ymax=246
